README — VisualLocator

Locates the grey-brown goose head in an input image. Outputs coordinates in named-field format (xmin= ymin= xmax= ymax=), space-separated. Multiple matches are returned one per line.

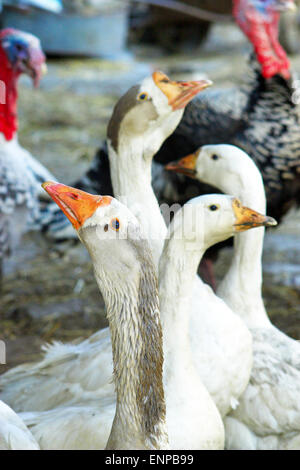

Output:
xmin=42 ymin=181 xmax=169 ymax=450
xmin=41 ymin=181 xmax=153 ymax=285
xmin=107 ymin=71 xmax=212 ymax=158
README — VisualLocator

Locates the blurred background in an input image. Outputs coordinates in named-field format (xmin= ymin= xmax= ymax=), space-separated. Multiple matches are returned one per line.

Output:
xmin=0 ymin=0 xmax=300 ymax=371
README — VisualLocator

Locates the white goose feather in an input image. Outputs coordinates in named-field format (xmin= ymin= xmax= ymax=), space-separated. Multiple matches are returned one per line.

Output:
xmin=190 ymin=144 xmax=300 ymax=450
xmin=0 ymin=400 xmax=39 ymax=450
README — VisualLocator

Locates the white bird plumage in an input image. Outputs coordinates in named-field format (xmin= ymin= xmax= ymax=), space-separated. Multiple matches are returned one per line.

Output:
xmin=182 ymin=143 xmax=300 ymax=450
xmin=22 ymin=192 xmax=170 ymax=450
xmin=0 ymin=400 xmax=39 ymax=450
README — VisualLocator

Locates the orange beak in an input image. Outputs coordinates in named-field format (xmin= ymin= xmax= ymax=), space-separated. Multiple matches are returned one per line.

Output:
xmin=233 ymin=198 xmax=277 ymax=232
xmin=152 ymin=71 xmax=212 ymax=110
xmin=165 ymin=152 xmax=198 ymax=177
xmin=42 ymin=182 xmax=112 ymax=230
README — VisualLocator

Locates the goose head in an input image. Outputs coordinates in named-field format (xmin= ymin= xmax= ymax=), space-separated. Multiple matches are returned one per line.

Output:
xmin=166 ymin=144 xmax=267 ymax=202
xmin=42 ymin=181 xmax=169 ymax=449
xmin=173 ymin=194 xmax=277 ymax=251
xmin=107 ymin=71 xmax=212 ymax=158
xmin=42 ymin=182 xmax=152 ymax=285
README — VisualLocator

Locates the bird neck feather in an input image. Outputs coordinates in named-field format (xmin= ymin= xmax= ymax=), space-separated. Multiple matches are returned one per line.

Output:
xmin=108 ymin=139 xmax=167 ymax=269
xmin=93 ymin=253 xmax=168 ymax=450
xmin=217 ymin=183 xmax=271 ymax=327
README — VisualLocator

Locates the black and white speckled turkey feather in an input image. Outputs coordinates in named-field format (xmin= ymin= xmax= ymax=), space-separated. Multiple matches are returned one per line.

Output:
xmin=155 ymin=57 xmax=300 ymax=221
xmin=0 ymin=135 xmax=59 ymax=256
xmin=231 ymin=71 xmax=300 ymax=221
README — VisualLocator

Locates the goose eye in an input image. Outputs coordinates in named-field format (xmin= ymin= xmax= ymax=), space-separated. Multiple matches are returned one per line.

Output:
xmin=110 ymin=218 xmax=120 ymax=231
xmin=104 ymin=224 xmax=109 ymax=232
xmin=211 ymin=154 xmax=219 ymax=161
xmin=137 ymin=92 xmax=149 ymax=101
xmin=209 ymin=204 xmax=219 ymax=211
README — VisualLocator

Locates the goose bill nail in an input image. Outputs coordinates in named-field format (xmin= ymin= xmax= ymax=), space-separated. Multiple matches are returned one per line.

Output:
xmin=232 ymin=199 xmax=277 ymax=232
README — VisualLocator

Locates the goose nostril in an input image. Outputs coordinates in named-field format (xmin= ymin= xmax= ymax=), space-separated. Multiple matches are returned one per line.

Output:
xmin=69 ymin=193 xmax=79 ymax=200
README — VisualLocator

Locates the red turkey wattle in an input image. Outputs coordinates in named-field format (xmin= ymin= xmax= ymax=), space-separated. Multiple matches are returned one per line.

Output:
xmin=233 ymin=0 xmax=293 ymax=80
xmin=0 ymin=29 xmax=46 ymax=141
xmin=0 ymin=46 xmax=19 ymax=141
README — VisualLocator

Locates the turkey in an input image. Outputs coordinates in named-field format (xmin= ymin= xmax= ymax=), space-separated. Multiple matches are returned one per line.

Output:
xmin=43 ymin=0 xmax=300 ymax=243
xmin=0 ymin=28 xmax=58 ymax=279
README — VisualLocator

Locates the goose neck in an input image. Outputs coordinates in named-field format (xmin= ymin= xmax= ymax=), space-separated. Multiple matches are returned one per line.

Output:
xmin=159 ymin=235 xmax=204 ymax=366
xmin=217 ymin=183 xmax=271 ymax=328
xmin=92 ymin=255 xmax=169 ymax=450
xmin=108 ymin=138 xmax=167 ymax=268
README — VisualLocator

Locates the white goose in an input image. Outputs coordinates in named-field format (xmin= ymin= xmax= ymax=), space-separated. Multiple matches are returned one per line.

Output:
xmin=0 ymin=400 xmax=39 ymax=450
xmin=33 ymin=182 xmax=169 ymax=450
xmin=107 ymin=70 xmax=211 ymax=268
xmin=168 ymin=143 xmax=300 ymax=450
xmin=106 ymin=72 xmax=254 ymax=417
xmin=0 ymin=71 xmax=211 ymax=412
xmin=159 ymin=192 xmax=272 ymax=447
xmin=21 ymin=183 xmax=230 ymax=450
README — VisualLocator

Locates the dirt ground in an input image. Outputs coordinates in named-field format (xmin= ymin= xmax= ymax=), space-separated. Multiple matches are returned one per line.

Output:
xmin=1 ymin=22 xmax=300 ymax=373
